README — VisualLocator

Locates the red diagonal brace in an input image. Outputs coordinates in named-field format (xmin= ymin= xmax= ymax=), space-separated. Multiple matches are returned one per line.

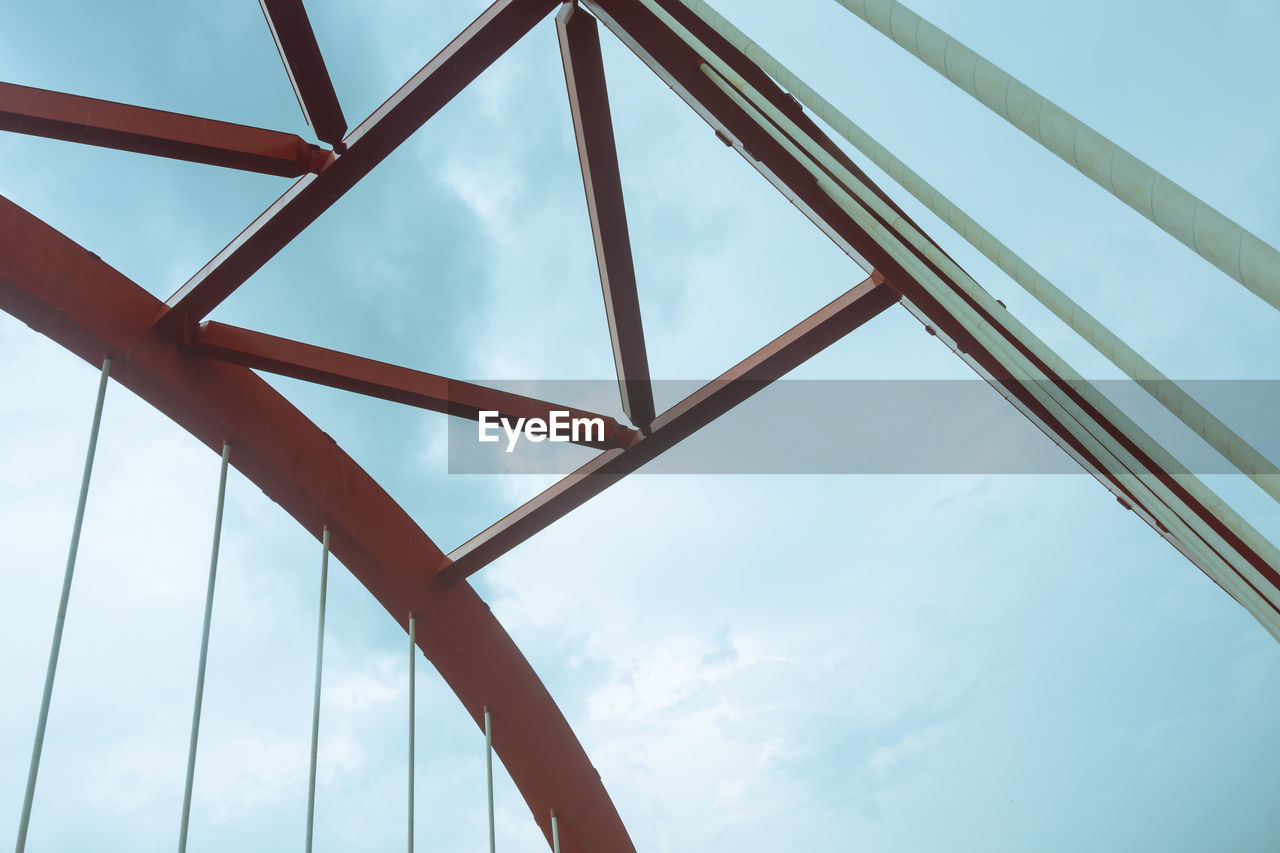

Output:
xmin=0 ymin=82 xmax=331 ymax=177
xmin=437 ymin=273 xmax=897 ymax=585
xmin=557 ymin=4 xmax=656 ymax=429
xmin=154 ymin=0 xmax=561 ymax=340
xmin=258 ymin=0 xmax=348 ymax=148
xmin=193 ymin=322 xmax=637 ymax=450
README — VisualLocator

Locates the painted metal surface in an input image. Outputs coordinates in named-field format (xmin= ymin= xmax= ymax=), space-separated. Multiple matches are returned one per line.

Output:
xmin=258 ymin=0 xmax=348 ymax=148
xmin=0 ymin=82 xmax=332 ymax=177
xmin=155 ymin=0 xmax=562 ymax=340
xmin=0 ymin=195 xmax=633 ymax=853
xmin=557 ymin=4 xmax=656 ymax=430
xmin=193 ymin=321 xmax=637 ymax=450
xmin=3 ymin=0 xmax=1275 ymax=850
xmin=437 ymin=273 xmax=898 ymax=586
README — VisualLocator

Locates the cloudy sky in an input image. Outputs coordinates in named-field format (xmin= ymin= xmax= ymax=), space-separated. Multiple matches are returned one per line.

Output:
xmin=2 ymin=0 xmax=1279 ymax=850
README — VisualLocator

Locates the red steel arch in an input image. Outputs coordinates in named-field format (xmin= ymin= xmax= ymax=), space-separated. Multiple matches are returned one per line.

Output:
xmin=5 ymin=1 xmax=1276 ymax=848
xmin=0 ymin=195 xmax=633 ymax=853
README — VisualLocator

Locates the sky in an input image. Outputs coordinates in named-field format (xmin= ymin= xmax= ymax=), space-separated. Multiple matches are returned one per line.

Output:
xmin=1 ymin=0 xmax=1279 ymax=851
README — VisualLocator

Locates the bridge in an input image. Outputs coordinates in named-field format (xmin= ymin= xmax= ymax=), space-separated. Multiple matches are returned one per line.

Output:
xmin=2 ymin=0 xmax=1277 ymax=849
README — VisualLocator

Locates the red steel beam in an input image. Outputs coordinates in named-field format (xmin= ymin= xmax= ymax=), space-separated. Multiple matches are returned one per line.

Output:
xmin=0 ymin=82 xmax=332 ymax=177
xmin=155 ymin=0 xmax=561 ymax=341
xmin=0 ymin=194 xmax=634 ymax=853
xmin=557 ymin=4 xmax=656 ymax=430
xmin=437 ymin=273 xmax=898 ymax=585
xmin=258 ymin=0 xmax=348 ymax=148
xmin=193 ymin=321 xmax=638 ymax=450
xmin=585 ymin=0 xmax=1280 ymax=604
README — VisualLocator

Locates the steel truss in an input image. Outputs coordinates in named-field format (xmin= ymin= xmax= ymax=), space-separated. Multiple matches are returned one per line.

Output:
xmin=1 ymin=1 xmax=1274 ymax=851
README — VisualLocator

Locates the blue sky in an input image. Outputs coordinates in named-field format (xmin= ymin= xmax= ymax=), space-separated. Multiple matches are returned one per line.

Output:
xmin=1 ymin=0 xmax=1279 ymax=850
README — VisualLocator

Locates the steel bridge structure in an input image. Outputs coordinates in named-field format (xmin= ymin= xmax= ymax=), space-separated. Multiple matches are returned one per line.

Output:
xmin=2 ymin=0 xmax=1277 ymax=851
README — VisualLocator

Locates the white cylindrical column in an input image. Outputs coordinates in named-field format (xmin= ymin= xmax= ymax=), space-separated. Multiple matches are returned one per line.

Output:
xmin=828 ymin=0 xmax=1280 ymax=313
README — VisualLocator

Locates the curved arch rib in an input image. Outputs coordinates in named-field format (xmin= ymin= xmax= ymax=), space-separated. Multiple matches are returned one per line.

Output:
xmin=0 ymin=193 xmax=634 ymax=853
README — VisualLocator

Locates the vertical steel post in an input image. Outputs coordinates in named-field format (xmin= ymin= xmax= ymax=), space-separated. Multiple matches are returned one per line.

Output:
xmin=551 ymin=812 xmax=560 ymax=853
xmin=14 ymin=357 xmax=110 ymax=853
xmin=408 ymin=614 xmax=416 ymax=853
xmin=304 ymin=526 xmax=330 ymax=853
xmin=485 ymin=707 xmax=495 ymax=853
xmin=177 ymin=441 xmax=231 ymax=853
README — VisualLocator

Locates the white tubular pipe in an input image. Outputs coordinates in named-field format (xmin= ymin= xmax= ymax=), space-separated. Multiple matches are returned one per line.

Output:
xmin=647 ymin=0 xmax=1280 ymax=636
xmin=834 ymin=128 xmax=1280 ymax=500
xmin=817 ymin=154 xmax=1280 ymax=636
xmin=720 ymin=65 xmax=1280 ymax=634
xmin=673 ymin=0 xmax=1279 ymax=505
xmin=828 ymin=0 xmax=1280 ymax=313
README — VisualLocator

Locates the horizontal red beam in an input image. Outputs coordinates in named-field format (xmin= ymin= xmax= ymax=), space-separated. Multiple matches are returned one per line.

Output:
xmin=154 ymin=0 xmax=561 ymax=340
xmin=437 ymin=273 xmax=898 ymax=585
xmin=0 ymin=82 xmax=332 ymax=177
xmin=193 ymin=322 xmax=636 ymax=450
xmin=258 ymin=0 xmax=348 ymax=147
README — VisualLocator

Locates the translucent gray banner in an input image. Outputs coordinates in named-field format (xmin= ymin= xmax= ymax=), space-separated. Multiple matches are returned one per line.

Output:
xmin=445 ymin=380 xmax=1280 ymax=475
